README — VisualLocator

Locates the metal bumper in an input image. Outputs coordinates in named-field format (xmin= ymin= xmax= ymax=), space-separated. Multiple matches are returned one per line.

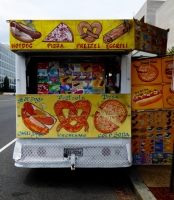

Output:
xmin=13 ymin=138 xmax=132 ymax=168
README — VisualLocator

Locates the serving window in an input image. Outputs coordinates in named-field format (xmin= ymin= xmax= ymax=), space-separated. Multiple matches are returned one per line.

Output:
xmin=26 ymin=55 xmax=122 ymax=95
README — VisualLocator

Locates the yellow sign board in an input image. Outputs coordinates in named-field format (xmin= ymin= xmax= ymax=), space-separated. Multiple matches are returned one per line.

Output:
xmin=10 ymin=20 xmax=135 ymax=50
xmin=16 ymin=94 xmax=131 ymax=138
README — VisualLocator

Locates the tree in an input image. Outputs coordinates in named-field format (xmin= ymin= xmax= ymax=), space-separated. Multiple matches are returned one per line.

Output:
xmin=3 ymin=76 xmax=9 ymax=90
xmin=166 ymin=47 xmax=174 ymax=55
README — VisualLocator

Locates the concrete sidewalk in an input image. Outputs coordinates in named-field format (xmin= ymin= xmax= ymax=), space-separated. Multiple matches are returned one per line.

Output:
xmin=2 ymin=92 xmax=15 ymax=95
xmin=127 ymin=167 xmax=157 ymax=200
xmin=127 ymin=165 xmax=173 ymax=200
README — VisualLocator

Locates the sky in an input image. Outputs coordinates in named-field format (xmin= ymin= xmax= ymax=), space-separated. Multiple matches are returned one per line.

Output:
xmin=0 ymin=0 xmax=146 ymax=44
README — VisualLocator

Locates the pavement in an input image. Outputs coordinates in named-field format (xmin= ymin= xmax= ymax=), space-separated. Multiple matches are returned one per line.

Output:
xmin=2 ymin=92 xmax=15 ymax=95
xmin=127 ymin=165 xmax=174 ymax=200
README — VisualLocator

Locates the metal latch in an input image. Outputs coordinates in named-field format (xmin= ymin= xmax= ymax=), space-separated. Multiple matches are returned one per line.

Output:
xmin=70 ymin=154 xmax=75 ymax=170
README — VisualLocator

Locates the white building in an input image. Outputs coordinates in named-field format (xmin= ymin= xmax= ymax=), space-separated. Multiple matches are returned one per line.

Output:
xmin=0 ymin=43 xmax=16 ymax=89
xmin=135 ymin=0 xmax=174 ymax=50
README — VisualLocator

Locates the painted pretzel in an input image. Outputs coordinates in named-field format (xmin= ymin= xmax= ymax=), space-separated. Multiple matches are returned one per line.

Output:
xmin=54 ymin=100 xmax=91 ymax=132
xmin=78 ymin=21 xmax=102 ymax=43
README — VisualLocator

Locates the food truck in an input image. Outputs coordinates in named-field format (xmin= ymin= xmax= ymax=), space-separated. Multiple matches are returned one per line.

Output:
xmin=9 ymin=19 xmax=168 ymax=169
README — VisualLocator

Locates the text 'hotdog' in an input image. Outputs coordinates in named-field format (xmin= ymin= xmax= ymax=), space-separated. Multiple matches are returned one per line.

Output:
xmin=11 ymin=43 xmax=33 ymax=49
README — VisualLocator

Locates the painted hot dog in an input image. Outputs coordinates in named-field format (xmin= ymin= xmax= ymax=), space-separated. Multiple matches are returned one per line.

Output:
xmin=103 ymin=22 xmax=132 ymax=44
xmin=22 ymin=108 xmax=49 ymax=134
xmin=10 ymin=21 xmax=41 ymax=43
xmin=133 ymin=89 xmax=162 ymax=106
xmin=22 ymin=102 xmax=56 ymax=134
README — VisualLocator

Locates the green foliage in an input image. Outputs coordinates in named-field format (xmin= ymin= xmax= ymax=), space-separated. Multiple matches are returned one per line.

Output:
xmin=0 ymin=76 xmax=14 ymax=93
xmin=166 ymin=47 xmax=174 ymax=55
xmin=0 ymin=87 xmax=14 ymax=93
xmin=3 ymin=76 xmax=9 ymax=89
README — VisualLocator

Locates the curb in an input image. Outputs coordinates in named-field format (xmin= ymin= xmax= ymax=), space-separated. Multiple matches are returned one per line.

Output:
xmin=2 ymin=93 xmax=15 ymax=95
xmin=127 ymin=167 xmax=157 ymax=200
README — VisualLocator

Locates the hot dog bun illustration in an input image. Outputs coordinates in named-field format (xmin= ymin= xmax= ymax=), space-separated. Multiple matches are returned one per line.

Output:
xmin=134 ymin=64 xmax=159 ymax=82
xmin=165 ymin=88 xmax=174 ymax=106
xmin=166 ymin=95 xmax=174 ymax=106
xmin=165 ymin=62 xmax=173 ymax=79
xmin=94 ymin=100 xmax=127 ymax=134
xmin=21 ymin=102 xmax=56 ymax=134
xmin=133 ymin=89 xmax=162 ymax=106
xmin=10 ymin=21 xmax=41 ymax=43
xmin=103 ymin=21 xmax=132 ymax=44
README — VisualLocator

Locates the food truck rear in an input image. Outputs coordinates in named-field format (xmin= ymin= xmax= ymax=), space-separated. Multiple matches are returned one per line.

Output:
xmin=10 ymin=19 xmax=168 ymax=168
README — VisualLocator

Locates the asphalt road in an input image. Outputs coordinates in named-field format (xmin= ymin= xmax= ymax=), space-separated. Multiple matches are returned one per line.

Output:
xmin=0 ymin=95 xmax=16 ymax=148
xmin=0 ymin=95 xmax=135 ymax=200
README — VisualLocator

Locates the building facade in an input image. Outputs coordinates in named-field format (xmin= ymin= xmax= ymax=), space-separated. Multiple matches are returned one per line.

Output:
xmin=0 ymin=43 xmax=16 ymax=89
xmin=135 ymin=0 xmax=174 ymax=50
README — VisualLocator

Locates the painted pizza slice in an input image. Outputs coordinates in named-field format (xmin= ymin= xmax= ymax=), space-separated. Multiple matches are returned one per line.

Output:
xmin=94 ymin=111 xmax=119 ymax=134
xmin=94 ymin=100 xmax=127 ymax=134
xmin=99 ymin=100 xmax=127 ymax=124
xmin=43 ymin=22 xmax=74 ymax=42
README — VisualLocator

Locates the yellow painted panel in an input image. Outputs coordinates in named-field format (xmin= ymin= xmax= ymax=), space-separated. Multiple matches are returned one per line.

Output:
xmin=16 ymin=94 xmax=131 ymax=138
xmin=10 ymin=19 xmax=135 ymax=50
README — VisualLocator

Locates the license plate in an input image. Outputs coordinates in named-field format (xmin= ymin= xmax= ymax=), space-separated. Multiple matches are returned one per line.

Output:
xmin=64 ymin=148 xmax=83 ymax=156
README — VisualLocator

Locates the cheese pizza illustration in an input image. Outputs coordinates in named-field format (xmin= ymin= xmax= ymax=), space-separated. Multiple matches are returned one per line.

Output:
xmin=21 ymin=102 xmax=57 ymax=134
xmin=133 ymin=64 xmax=159 ymax=82
xmin=94 ymin=100 xmax=127 ymax=134
xmin=43 ymin=22 xmax=74 ymax=42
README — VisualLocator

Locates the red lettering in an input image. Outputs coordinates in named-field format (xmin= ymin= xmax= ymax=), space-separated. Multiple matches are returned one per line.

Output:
xmin=105 ymin=43 xmax=128 ymax=49
xmin=11 ymin=44 xmax=15 ymax=48
xmin=76 ymin=43 xmax=101 ymax=49
xmin=11 ymin=43 xmax=32 ymax=49
xmin=88 ymin=44 xmax=93 ymax=48
xmin=47 ymin=43 xmax=64 ymax=49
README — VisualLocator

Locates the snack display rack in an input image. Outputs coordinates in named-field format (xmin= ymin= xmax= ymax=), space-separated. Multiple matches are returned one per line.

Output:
xmin=131 ymin=56 xmax=174 ymax=165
